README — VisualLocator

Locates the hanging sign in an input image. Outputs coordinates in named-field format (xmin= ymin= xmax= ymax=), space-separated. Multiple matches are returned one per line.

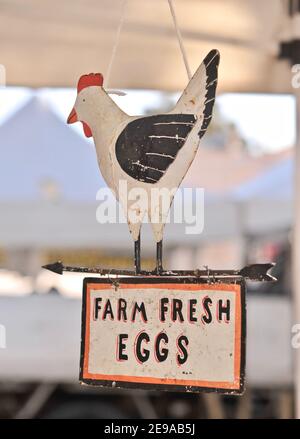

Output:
xmin=80 ymin=277 xmax=245 ymax=394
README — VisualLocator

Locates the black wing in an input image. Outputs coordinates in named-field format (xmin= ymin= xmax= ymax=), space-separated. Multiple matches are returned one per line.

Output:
xmin=115 ymin=114 xmax=196 ymax=184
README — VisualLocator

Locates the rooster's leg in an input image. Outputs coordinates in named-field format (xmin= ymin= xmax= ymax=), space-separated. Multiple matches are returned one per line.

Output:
xmin=134 ymin=234 xmax=141 ymax=274
xmin=156 ymin=240 xmax=163 ymax=274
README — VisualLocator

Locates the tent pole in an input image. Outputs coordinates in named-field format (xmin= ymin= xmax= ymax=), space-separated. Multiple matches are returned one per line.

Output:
xmin=293 ymin=86 xmax=300 ymax=419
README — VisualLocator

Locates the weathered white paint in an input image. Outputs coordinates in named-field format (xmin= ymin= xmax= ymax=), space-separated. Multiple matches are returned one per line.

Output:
xmin=81 ymin=282 xmax=242 ymax=391
xmin=71 ymin=53 xmax=214 ymax=243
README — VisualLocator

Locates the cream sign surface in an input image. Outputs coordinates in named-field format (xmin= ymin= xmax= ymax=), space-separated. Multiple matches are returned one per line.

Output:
xmin=80 ymin=278 xmax=245 ymax=394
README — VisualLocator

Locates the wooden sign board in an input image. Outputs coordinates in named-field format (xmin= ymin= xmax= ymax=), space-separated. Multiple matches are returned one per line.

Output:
xmin=80 ymin=277 xmax=245 ymax=394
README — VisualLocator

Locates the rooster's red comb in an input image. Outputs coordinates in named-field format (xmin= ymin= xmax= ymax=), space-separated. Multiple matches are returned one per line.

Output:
xmin=77 ymin=73 xmax=103 ymax=93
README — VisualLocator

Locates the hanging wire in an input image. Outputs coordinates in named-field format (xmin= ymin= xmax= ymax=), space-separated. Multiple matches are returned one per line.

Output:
xmin=105 ymin=0 xmax=191 ymax=89
xmin=105 ymin=0 xmax=127 ymax=89
xmin=167 ymin=0 xmax=192 ymax=81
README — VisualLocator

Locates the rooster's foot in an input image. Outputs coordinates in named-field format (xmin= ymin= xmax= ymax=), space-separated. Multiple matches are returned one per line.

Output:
xmin=134 ymin=235 xmax=141 ymax=274
xmin=156 ymin=240 xmax=163 ymax=274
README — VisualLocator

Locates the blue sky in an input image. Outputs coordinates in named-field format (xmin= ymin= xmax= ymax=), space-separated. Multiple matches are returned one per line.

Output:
xmin=0 ymin=87 xmax=296 ymax=153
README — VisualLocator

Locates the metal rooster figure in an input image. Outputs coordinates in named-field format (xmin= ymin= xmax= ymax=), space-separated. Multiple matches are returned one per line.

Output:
xmin=67 ymin=50 xmax=220 ymax=274
xmin=43 ymin=47 xmax=275 ymax=395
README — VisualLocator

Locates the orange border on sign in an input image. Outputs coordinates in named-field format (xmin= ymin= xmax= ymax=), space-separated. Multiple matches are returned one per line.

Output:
xmin=82 ymin=282 xmax=241 ymax=390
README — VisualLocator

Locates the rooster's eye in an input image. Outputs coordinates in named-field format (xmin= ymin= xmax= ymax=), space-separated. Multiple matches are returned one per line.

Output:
xmin=82 ymin=99 xmax=86 ymax=103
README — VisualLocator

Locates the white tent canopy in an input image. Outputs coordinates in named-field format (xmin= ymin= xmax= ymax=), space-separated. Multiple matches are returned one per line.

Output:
xmin=0 ymin=0 xmax=293 ymax=92
xmin=0 ymin=97 xmax=105 ymax=201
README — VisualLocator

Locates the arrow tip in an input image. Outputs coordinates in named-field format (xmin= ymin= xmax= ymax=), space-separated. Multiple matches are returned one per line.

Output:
xmin=42 ymin=261 xmax=63 ymax=275
xmin=239 ymin=263 xmax=276 ymax=281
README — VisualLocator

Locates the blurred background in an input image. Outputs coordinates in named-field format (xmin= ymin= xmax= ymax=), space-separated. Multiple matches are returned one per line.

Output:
xmin=0 ymin=0 xmax=299 ymax=419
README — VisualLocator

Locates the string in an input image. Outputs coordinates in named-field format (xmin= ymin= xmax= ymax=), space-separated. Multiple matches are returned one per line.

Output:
xmin=105 ymin=0 xmax=127 ymax=88
xmin=167 ymin=0 xmax=192 ymax=80
xmin=105 ymin=0 xmax=192 ymax=88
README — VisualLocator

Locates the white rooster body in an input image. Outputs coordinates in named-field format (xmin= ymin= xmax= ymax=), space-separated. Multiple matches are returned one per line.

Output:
xmin=68 ymin=50 xmax=220 ymax=271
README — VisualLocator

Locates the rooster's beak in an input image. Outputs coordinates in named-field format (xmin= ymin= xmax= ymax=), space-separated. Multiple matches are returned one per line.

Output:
xmin=67 ymin=108 xmax=78 ymax=124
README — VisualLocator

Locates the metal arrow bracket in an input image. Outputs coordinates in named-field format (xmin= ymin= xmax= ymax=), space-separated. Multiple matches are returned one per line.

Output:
xmin=42 ymin=261 xmax=276 ymax=282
